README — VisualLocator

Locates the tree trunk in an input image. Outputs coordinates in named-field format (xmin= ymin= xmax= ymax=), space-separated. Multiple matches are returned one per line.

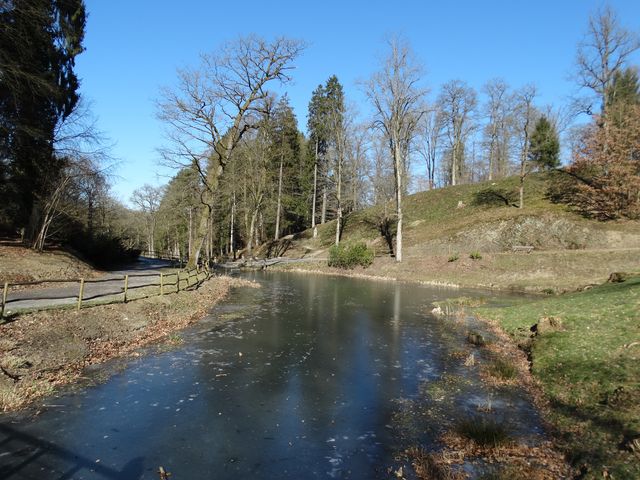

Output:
xmin=189 ymin=154 xmax=225 ymax=266
xmin=230 ymin=190 xmax=236 ymax=260
xmin=247 ymin=209 xmax=258 ymax=255
xmin=335 ymin=152 xmax=342 ymax=246
xmin=312 ymin=140 xmax=318 ymax=238
xmin=321 ymin=187 xmax=327 ymax=224
xmin=187 ymin=207 xmax=193 ymax=260
xmin=274 ymin=152 xmax=284 ymax=241
xmin=394 ymin=145 xmax=403 ymax=263
xmin=451 ymin=141 xmax=458 ymax=186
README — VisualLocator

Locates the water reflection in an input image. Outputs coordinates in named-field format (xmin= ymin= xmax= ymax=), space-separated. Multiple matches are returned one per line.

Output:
xmin=0 ymin=272 xmax=543 ymax=480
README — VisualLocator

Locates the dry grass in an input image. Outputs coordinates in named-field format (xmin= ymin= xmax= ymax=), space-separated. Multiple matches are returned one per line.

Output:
xmin=0 ymin=276 xmax=258 ymax=412
xmin=0 ymin=241 xmax=97 ymax=286
xmin=274 ymin=173 xmax=640 ymax=293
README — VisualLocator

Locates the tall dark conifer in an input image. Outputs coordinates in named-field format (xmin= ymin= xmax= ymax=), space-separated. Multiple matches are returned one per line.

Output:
xmin=0 ymin=0 xmax=86 ymax=232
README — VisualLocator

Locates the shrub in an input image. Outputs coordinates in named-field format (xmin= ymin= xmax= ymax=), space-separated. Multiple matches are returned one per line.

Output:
xmin=328 ymin=242 xmax=374 ymax=269
xmin=469 ymin=251 xmax=482 ymax=260
xmin=466 ymin=330 xmax=486 ymax=346
xmin=448 ymin=253 xmax=459 ymax=262
xmin=488 ymin=357 xmax=518 ymax=380
xmin=455 ymin=417 xmax=511 ymax=448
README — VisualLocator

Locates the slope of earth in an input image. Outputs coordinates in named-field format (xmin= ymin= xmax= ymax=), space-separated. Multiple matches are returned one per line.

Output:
xmin=0 ymin=240 xmax=97 ymax=286
xmin=268 ymin=173 xmax=640 ymax=292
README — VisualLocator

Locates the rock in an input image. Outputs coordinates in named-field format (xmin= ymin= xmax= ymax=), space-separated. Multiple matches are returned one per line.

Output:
xmin=431 ymin=306 xmax=443 ymax=316
xmin=532 ymin=316 xmax=563 ymax=335
xmin=603 ymin=386 xmax=636 ymax=408
xmin=463 ymin=353 xmax=475 ymax=366
xmin=622 ymin=435 xmax=640 ymax=454
xmin=608 ymin=272 xmax=630 ymax=283
xmin=466 ymin=331 xmax=486 ymax=346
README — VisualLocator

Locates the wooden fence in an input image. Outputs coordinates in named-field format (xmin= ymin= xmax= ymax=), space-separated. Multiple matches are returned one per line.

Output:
xmin=1 ymin=266 xmax=211 ymax=319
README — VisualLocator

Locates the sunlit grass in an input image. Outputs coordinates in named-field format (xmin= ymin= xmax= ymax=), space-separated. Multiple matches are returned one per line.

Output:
xmin=477 ymin=276 xmax=640 ymax=479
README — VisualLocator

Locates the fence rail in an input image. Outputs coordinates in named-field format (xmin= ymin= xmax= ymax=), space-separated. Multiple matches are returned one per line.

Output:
xmin=1 ymin=266 xmax=211 ymax=319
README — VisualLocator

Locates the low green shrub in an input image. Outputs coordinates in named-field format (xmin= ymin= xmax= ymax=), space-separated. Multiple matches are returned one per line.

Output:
xmin=328 ymin=242 xmax=374 ymax=269
xmin=488 ymin=357 xmax=518 ymax=380
xmin=455 ymin=417 xmax=511 ymax=447
xmin=448 ymin=253 xmax=460 ymax=262
xmin=470 ymin=251 xmax=482 ymax=260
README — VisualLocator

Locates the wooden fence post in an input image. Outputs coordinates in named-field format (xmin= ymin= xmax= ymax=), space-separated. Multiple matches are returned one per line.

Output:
xmin=77 ymin=278 xmax=85 ymax=310
xmin=1 ymin=282 xmax=8 ymax=318
xmin=123 ymin=275 xmax=129 ymax=303
xmin=160 ymin=272 xmax=164 ymax=296
xmin=176 ymin=272 xmax=180 ymax=292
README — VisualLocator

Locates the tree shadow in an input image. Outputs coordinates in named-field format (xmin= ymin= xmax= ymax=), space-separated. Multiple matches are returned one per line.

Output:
xmin=472 ymin=187 xmax=519 ymax=208
xmin=0 ymin=424 xmax=145 ymax=480
xmin=362 ymin=214 xmax=394 ymax=256
xmin=264 ymin=238 xmax=292 ymax=258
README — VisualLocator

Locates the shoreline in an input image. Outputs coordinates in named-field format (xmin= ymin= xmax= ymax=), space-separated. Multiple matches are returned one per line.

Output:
xmin=0 ymin=275 xmax=259 ymax=413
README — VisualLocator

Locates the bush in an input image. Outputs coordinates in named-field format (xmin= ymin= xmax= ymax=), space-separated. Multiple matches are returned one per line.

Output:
xmin=488 ymin=357 xmax=518 ymax=380
xmin=469 ymin=251 xmax=482 ymax=260
xmin=448 ymin=253 xmax=460 ymax=262
xmin=328 ymin=242 xmax=374 ymax=269
xmin=455 ymin=417 xmax=511 ymax=448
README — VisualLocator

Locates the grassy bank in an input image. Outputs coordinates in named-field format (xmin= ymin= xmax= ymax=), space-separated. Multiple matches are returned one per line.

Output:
xmin=269 ymin=173 xmax=640 ymax=293
xmin=476 ymin=276 xmax=640 ymax=479
xmin=0 ymin=276 xmax=257 ymax=412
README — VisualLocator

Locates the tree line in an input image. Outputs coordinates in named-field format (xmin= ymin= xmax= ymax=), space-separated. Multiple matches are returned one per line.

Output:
xmin=145 ymin=5 xmax=638 ymax=265
xmin=0 ymin=0 xmax=143 ymax=265
xmin=2 ymin=3 xmax=638 ymax=265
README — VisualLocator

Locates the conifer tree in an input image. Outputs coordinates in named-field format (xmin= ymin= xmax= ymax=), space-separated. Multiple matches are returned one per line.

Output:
xmin=0 ymin=0 xmax=86 ymax=234
xmin=528 ymin=116 xmax=560 ymax=170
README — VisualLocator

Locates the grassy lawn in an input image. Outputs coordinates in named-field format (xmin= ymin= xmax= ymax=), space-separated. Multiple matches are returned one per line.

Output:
xmin=476 ymin=276 xmax=640 ymax=479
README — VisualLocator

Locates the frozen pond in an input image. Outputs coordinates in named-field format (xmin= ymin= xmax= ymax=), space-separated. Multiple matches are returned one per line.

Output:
xmin=0 ymin=271 xmax=545 ymax=479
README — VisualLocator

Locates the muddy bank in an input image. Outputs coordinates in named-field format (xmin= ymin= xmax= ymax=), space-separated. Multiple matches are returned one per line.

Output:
xmin=0 ymin=276 xmax=258 ymax=412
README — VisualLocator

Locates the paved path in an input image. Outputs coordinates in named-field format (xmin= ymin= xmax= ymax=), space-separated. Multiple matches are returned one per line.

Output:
xmin=4 ymin=258 xmax=174 ymax=314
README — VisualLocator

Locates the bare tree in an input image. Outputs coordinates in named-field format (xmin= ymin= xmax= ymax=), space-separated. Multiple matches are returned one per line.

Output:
xmin=364 ymin=36 xmax=425 ymax=262
xmin=575 ymin=6 xmax=640 ymax=117
xmin=514 ymin=85 xmax=538 ymax=209
xmin=482 ymin=79 xmax=512 ymax=180
xmin=131 ymin=184 xmax=164 ymax=256
xmin=158 ymin=35 xmax=305 ymax=265
xmin=416 ymin=103 xmax=443 ymax=189
xmin=345 ymin=121 xmax=371 ymax=211
xmin=438 ymin=80 xmax=477 ymax=186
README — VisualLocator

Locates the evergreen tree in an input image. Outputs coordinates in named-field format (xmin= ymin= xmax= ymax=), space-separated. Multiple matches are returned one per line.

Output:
xmin=0 ymin=0 xmax=86 ymax=233
xmin=528 ymin=116 xmax=560 ymax=170
xmin=269 ymin=95 xmax=308 ymax=237
xmin=606 ymin=67 xmax=640 ymax=127
xmin=306 ymin=83 xmax=329 ymax=236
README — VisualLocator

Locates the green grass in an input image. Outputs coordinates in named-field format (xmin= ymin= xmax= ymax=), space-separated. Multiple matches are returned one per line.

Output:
xmin=476 ymin=276 xmax=640 ymax=479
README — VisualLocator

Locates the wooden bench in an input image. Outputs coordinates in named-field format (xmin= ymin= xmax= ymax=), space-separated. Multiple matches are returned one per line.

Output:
xmin=512 ymin=245 xmax=535 ymax=253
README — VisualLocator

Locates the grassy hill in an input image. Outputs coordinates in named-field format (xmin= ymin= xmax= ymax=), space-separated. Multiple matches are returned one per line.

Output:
xmin=274 ymin=173 xmax=640 ymax=292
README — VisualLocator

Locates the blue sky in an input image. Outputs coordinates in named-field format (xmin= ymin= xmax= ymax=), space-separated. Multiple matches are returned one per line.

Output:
xmin=75 ymin=0 xmax=640 ymax=204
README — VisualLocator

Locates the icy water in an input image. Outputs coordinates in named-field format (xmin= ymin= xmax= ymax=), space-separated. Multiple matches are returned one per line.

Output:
xmin=0 ymin=271 xmax=545 ymax=479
